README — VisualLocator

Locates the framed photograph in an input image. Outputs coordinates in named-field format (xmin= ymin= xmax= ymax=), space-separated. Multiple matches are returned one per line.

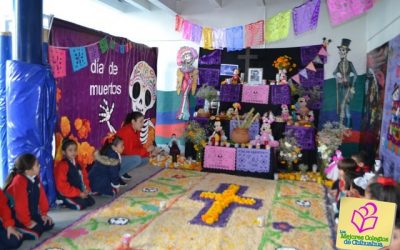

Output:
xmin=220 ymin=64 xmax=239 ymax=76
xmin=248 ymin=68 xmax=263 ymax=85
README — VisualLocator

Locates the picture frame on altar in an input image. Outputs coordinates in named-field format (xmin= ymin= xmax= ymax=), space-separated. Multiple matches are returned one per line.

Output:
xmin=220 ymin=64 xmax=238 ymax=76
xmin=248 ymin=68 xmax=263 ymax=85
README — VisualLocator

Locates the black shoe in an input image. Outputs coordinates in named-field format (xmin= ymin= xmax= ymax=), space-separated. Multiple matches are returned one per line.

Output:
xmin=119 ymin=178 xmax=127 ymax=186
xmin=121 ymin=173 xmax=132 ymax=181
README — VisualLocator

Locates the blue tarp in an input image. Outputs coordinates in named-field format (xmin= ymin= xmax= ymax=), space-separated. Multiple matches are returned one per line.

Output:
xmin=0 ymin=34 xmax=11 ymax=185
xmin=6 ymin=60 xmax=57 ymax=206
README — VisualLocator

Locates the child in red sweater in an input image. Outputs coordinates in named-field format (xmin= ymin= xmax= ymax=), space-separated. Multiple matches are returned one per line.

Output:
xmin=5 ymin=153 xmax=54 ymax=240
xmin=54 ymin=139 xmax=95 ymax=210
xmin=0 ymin=188 xmax=23 ymax=249
xmin=116 ymin=112 xmax=155 ymax=182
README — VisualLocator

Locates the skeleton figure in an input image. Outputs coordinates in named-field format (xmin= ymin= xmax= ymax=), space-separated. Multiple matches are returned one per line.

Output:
xmin=333 ymin=39 xmax=358 ymax=128
xmin=108 ymin=217 xmax=130 ymax=225
xmin=100 ymin=61 xmax=157 ymax=145
xmin=176 ymin=47 xmax=199 ymax=120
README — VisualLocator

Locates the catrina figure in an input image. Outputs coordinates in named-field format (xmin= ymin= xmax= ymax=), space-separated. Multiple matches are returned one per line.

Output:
xmin=176 ymin=46 xmax=199 ymax=120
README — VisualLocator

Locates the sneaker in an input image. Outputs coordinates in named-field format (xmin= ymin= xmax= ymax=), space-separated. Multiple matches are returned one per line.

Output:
xmin=121 ymin=173 xmax=132 ymax=181
xmin=119 ymin=178 xmax=127 ymax=186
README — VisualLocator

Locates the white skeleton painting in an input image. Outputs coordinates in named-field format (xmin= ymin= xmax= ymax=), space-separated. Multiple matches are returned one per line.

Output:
xmin=99 ymin=61 xmax=157 ymax=145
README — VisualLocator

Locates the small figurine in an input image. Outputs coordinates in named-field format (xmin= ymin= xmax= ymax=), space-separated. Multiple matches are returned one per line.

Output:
xmin=231 ymin=68 xmax=241 ymax=84
xmin=209 ymin=117 xmax=227 ymax=146
xmin=281 ymin=104 xmax=290 ymax=122
xmin=295 ymin=96 xmax=313 ymax=126
xmin=276 ymin=68 xmax=288 ymax=84
xmin=169 ymin=135 xmax=181 ymax=162
xmin=250 ymin=112 xmax=279 ymax=147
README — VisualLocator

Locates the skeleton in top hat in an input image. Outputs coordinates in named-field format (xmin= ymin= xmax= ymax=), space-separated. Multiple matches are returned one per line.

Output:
xmin=333 ymin=39 xmax=358 ymax=128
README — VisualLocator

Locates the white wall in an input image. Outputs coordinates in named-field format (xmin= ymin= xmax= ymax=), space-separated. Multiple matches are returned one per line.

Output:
xmin=366 ymin=0 xmax=400 ymax=51
xmin=43 ymin=0 xmax=368 ymax=91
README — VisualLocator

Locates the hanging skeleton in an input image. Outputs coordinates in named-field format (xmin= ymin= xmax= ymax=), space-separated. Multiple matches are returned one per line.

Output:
xmin=176 ymin=46 xmax=199 ymax=120
xmin=333 ymin=39 xmax=358 ymax=128
xmin=99 ymin=61 xmax=157 ymax=145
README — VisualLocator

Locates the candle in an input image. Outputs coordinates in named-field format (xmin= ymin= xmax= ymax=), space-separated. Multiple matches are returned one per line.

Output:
xmin=257 ymin=216 xmax=265 ymax=227
xmin=256 ymin=143 xmax=260 ymax=149
xmin=274 ymin=173 xmax=279 ymax=180
xmin=312 ymin=164 xmax=318 ymax=173
xmin=159 ymin=200 xmax=167 ymax=211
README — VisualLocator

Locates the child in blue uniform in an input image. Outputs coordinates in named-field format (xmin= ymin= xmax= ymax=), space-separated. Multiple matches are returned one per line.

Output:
xmin=89 ymin=135 xmax=124 ymax=196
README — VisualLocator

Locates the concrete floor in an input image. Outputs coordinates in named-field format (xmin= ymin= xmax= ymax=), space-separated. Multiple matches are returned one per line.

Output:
xmin=20 ymin=164 xmax=162 ymax=250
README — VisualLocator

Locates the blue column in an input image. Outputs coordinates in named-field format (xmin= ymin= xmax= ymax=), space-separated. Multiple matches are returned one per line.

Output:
xmin=0 ymin=32 xmax=12 ymax=185
xmin=13 ymin=0 xmax=43 ymax=64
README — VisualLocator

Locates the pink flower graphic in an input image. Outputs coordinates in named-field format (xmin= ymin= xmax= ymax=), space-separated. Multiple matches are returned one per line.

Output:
xmin=61 ymin=228 xmax=88 ymax=239
xmin=351 ymin=202 xmax=378 ymax=233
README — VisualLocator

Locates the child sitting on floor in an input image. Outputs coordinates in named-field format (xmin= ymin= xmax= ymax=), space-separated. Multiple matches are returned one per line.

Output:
xmin=365 ymin=176 xmax=400 ymax=250
xmin=54 ymin=138 xmax=95 ymax=210
xmin=331 ymin=158 xmax=359 ymax=202
xmin=365 ymin=176 xmax=400 ymax=203
xmin=5 ymin=153 xmax=54 ymax=240
xmin=0 ymin=188 xmax=23 ymax=249
xmin=89 ymin=135 xmax=124 ymax=196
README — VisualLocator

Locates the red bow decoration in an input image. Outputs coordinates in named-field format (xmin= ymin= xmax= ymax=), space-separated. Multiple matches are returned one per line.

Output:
xmin=103 ymin=133 xmax=116 ymax=145
xmin=376 ymin=176 xmax=397 ymax=187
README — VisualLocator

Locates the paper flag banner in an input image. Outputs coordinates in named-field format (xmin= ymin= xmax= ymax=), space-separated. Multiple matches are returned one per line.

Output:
xmin=313 ymin=55 xmax=323 ymax=64
xmin=191 ymin=23 xmax=202 ymax=43
xmin=318 ymin=47 xmax=328 ymax=56
xmin=306 ymin=62 xmax=316 ymax=71
xmin=48 ymin=47 xmax=66 ymax=78
xmin=99 ymin=38 xmax=109 ymax=54
xmin=182 ymin=20 xmax=192 ymax=40
xmin=292 ymin=0 xmax=321 ymax=36
xmin=119 ymin=44 xmax=125 ymax=54
xmin=87 ymin=44 xmax=100 ymax=63
xmin=109 ymin=40 xmax=115 ymax=49
xmin=213 ymin=28 xmax=226 ymax=49
xmin=265 ymin=10 xmax=291 ymax=42
xmin=69 ymin=47 xmax=88 ymax=72
xmin=299 ymin=69 xmax=308 ymax=79
xmin=202 ymin=27 xmax=213 ymax=49
xmin=245 ymin=20 xmax=264 ymax=47
xmin=226 ymin=26 xmax=243 ymax=51
xmin=291 ymin=74 xmax=300 ymax=83
xmin=175 ymin=15 xmax=184 ymax=32
xmin=327 ymin=0 xmax=373 ymax=26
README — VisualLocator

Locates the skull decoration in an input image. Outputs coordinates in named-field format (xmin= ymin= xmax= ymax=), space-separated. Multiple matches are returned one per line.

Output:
xmin=108 ymin=217 xmax=130 ymax=226
xmin=142 ymin=187 xmax=158 ymax=193
xmin=129 ymin=61 xmax=157 ymax=116
xmin=295 ymin=199 xmax=311 ymax=208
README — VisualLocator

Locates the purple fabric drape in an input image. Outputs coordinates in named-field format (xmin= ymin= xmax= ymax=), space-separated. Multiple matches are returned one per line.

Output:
xmin=199 ymin=68 xmax=220 ymax=87
xmin=199 ymin=49 xmax=222 ymax=65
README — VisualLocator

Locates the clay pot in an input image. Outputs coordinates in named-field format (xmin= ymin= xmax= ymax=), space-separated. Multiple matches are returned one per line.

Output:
xmin=231 ymin=128 xmax=250 ymax=144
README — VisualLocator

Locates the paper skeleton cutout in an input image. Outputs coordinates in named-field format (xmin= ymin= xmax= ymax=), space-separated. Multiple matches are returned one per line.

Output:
xmin=99 ymin=61 xmax=157 ymax=145
xmin=108 ymin=217 xmax=130 ymax=225
xmin=295 ymin=199 xmax=311 ymax=208
xmin=142 ymin=187 xmax=158 ymax=192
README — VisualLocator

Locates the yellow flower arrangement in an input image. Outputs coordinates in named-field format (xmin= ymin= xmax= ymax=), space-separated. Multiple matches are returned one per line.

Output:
xmin=272 ymin=55 xmax=297 ymax=72
xmin=183 ymin=121 xmax=207 ymax=152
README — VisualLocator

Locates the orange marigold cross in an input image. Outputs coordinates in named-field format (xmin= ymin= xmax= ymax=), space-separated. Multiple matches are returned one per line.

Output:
xmin=190 ymin=183 xmax=262 ymax=227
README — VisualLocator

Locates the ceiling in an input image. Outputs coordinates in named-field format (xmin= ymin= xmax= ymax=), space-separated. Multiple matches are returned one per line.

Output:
xmin=98 ymin=0 xmax=267 ymax=15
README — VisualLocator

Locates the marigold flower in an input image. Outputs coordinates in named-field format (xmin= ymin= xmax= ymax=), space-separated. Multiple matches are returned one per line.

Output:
xmin=60 ymin=116 xmax=71 ymax=137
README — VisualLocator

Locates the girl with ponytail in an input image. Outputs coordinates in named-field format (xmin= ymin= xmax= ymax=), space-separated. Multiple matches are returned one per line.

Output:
xmin=5 ymin=153 xmax=54 ymax=240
